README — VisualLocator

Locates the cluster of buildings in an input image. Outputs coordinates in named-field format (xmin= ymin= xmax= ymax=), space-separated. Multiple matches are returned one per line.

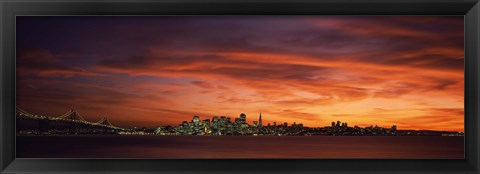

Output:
xmin=154 ymin=113 xmax=464 ymax=136
xmin=16 ymin=107 xmax=463 ymax=136
xmin=155 ymin=113 xmax=275 ymax=135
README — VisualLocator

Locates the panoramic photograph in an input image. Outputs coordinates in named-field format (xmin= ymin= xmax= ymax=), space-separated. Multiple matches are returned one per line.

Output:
xmin=16 ymin=16 xmax=464 ymax=158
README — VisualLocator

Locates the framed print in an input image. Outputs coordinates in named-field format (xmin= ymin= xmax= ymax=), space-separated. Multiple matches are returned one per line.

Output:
xmin=1 ymin=0 xmax=480 ymax=173
xmin=14 ymin=15 xmax=465 ymax=159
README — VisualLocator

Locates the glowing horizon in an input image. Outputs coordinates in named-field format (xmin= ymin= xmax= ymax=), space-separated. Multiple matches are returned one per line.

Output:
xmin=16 ymin=16 xmax=464 ymax=131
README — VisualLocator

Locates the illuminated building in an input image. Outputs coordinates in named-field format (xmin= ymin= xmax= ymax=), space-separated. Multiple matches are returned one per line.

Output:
xmin=202 ymin=119 xmax=210 ymax=125
xmin=259 ymin=112 xmax=263 ymax=127
xmin=239 ymin=113 xmax=247 ymax=124
xmin=16 ymin=108 xmax=461 ymax=137
xmin=192 ymin=116 xmax=200 ymax=124
xmin=235 ymin=118 xmax=241 ymax=124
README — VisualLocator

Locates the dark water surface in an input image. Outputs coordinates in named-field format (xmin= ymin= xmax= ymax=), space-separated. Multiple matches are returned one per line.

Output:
xmin=16 ymin=135 xmax=464 ymax=158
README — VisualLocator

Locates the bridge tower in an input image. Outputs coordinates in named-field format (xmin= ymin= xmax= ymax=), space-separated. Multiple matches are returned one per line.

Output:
xmin=96 ymin=117 xmax=115 ymax=127
xmin=59 ymin=109 xmax=87 ymax=122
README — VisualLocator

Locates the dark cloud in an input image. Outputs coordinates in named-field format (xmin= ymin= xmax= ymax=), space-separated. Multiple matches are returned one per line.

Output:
xmin=17 ymin=48 xmax=105 ymax=77
xmin=16 ymin=16 xmax=464 ymax=130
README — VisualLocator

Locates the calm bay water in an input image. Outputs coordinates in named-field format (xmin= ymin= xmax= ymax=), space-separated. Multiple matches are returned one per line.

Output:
xmin=16 ymin=135 xmax=464 ymax=158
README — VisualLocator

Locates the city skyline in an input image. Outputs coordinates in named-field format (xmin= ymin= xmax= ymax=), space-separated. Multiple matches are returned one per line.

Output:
xmin=16 ymin=107 xmax=464 ymax=136
xmin=16 ymin=16 xmax=464 ymax=131
xmin=16 ymin=106 xmax=462 ymax=133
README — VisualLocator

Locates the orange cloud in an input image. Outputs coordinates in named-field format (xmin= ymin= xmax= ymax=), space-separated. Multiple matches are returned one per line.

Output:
xmin=16 ymin=16 xmax=464 ymax=131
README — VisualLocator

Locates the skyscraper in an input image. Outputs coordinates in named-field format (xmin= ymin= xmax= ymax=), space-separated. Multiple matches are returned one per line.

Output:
xmin=259 ymin=112 xmax=263 ymax=127
xmin=239 ymin=113 xmax=247 ymax=124
xmin=192 ymin=116 xmax=200 ymax=124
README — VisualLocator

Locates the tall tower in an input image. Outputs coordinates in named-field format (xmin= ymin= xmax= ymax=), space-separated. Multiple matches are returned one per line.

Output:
xmin=259 ymin=112 xmax=263 ymax=127
xmin=239 ymin=113 xmax=247 ymax=124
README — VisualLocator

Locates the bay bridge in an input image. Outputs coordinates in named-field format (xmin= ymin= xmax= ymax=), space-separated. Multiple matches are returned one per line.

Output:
xmin=16 ymin=107 xmax=127 ymax=134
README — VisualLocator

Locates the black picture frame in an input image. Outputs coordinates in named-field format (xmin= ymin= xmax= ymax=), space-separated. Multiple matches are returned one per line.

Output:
xmin=1 ymin=0 xmax=479 ymax=173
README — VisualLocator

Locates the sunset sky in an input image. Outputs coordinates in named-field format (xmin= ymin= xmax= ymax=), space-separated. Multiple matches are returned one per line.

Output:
xmin=16 ymin=16 xmax=464 ymax=131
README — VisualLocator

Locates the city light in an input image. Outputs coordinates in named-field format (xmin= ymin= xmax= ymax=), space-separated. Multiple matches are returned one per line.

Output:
xmin=16 ymin=107 xmax=464 ymax=137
